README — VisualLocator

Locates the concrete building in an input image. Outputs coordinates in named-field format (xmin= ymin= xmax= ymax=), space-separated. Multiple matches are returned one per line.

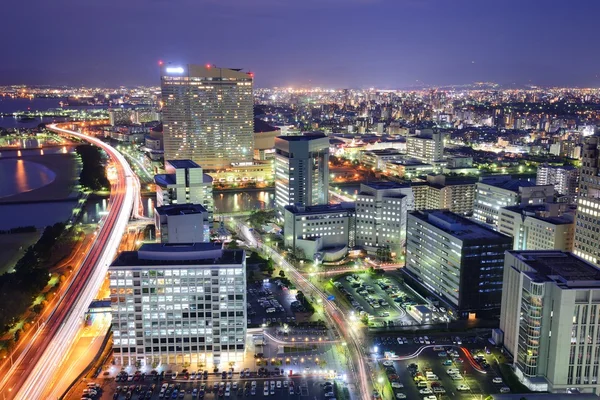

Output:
xmin=473 ymin=176 xmax=555 ymax=228
xmin=160 ymin=64 xmax=254 ymax=170
xmin=109 ymin=108 xmax=134 ymax=126
xmin=574 ymin=136 xmax=600 ymax=267
xmin=359 ymin=149 xmax=404 ymax=171
xmin=406 ymin=131 xmax=444 ymax=163
xmin=109 ymin=243 xmax=246 ymax=368
xmin=537 ymin=164 xmax=579 ymax=199
xmin=355 ymin=182 xmax=410 ymax=257
xmin=443 ymin=156 xmax=478 ymax=175
xmin=404 ymin=210 xmax=513 ymax=318
xmin=412 ymin=174 xmax=477 ymax=215
xmin=207 ymin=161 xmax=274 ymax=186
xmin=155 ymin=204 xmax=210 ymax=244
xmin=498 ymin=204 xmax=575 ymax=251
xmin=274 ymin=134 xmax=330 ymax=214
xmin=154 ymin=160 xmax=214 ymax=218
xmin=384 ymin=159 xmax=435 ymax=178
xmin=500 ymin=251 xmax=600 ymax=393
xmin=283 ymin=203 xmax=355 ymax=262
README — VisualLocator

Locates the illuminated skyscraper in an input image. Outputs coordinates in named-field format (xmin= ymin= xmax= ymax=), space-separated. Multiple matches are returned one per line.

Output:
xmin=160 ymin=64 xmax=254 ymax=170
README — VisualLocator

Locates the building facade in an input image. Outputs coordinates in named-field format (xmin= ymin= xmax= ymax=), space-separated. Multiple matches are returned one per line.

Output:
xmin=160 ymin=64 xmax=254 ymax=170
xmin=283 ymin=203 xmax=355 ymax=262
xmin=110 ymin=243 xmax=246 ymax=368
xmin=355 ymin=182 xmax=410 ymax=257
xmin=500 ymin=251 xmax=600 ymax=393
xmin=154 ymin=160 xmax=214 ymax=218
xmin=404 ymin=210 xmax=513 ymax=318
xmin=574 ymin=137 xmax=600 ymax=267
xmin=274 ymin=134 xmax=330 ymax=214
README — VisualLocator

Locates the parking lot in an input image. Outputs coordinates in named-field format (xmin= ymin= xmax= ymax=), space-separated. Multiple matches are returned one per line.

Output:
xmin=247 ymin=281 xmax=299 ymax=327
xmin=333 ymin=273 xmax=416 ymax=326
xmin=76 ymin=371 xmax=345 ymax=400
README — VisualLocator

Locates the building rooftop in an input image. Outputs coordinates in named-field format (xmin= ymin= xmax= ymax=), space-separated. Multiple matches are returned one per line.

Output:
xmin=166 ymin=159 xmax=201 ymax=169
xmin=360 ymin=181 xmax=409 ymax=191
xmin=362 ymin=149 xmax=403 ymax=156
xmin=155 ymin=203 xmax=208 ymax=216
xmin=154 ymin=172 xmax=213 ymax=187
xmin=276 ymin=133 xmax=327 ymax=142
xmin=410 ymin=210 xmax=511 ymax=242
xmin=284 ymin=202 xmax=355 ymax=215
xmin=479 ymin=176 xmax=537 ymax=192
xmin=111 ymin=243 xmax=245 ymax=267
xmin=509 ymin=251 xmax=600 ymax=287
xmin=502 ymin=204 xmax=575 ymax=225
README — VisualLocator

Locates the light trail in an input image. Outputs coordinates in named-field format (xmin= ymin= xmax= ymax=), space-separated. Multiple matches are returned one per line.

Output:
xmin=237 ymin=221 xmax=372 ymax=400
xmin=3 ymin=124 xmax=135 ymax=400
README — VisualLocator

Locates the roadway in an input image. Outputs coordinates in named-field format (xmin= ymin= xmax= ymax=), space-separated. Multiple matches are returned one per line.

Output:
xmin=0 ymin=124 xmax=135 ymax=399
xmin=236 ymin=222 xmax=372 ymax=400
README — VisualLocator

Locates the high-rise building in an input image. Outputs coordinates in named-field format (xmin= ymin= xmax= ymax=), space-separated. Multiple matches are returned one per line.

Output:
xmin=154 ymin=204 xmax=210 ymax=244
xmin=473 ymin=176 xmax=554 ymax=228
xmin=110 ymin=243 xmax=246 ymax=368
xmin=274 ymin=134 xmax=329 ymax=214
xmin=500 ymin=250 xmax=600 ymax=392
xmin=536 ymin=164 xmax=579 ymax=199
xmin=498 ymin=204 xmax=575 ymax=251
xmin=154 ymin=160 xmax=214 ymax=218
xmin=573 ymin=137 xmax=600 ymax=266
xmin=406 ymin=131 xmax=444 ymax=163
xmin=160 ymin=64 xmax=254 ymax=170
xmin=404 ymin=210 xmax=512 ymax=318
xmin=355 ymin=182 xmax=410 ymax=257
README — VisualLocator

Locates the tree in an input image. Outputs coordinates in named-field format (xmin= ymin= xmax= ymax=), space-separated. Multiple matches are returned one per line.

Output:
xmin=227 ymin=240 xmax=239 ymax=249
xmin=279 ymin=270 xmax=286 ymax=278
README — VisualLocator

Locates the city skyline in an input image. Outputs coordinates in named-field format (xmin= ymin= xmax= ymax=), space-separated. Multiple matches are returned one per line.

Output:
xmin=2 ymin=0 xmax=600 ymax=88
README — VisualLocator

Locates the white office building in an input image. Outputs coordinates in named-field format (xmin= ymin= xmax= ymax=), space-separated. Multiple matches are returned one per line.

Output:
xmin=406 ymin=131 xmax=444 ymax=163
xmin=110 ymin=243 xmax=246 ymax=368
xmin=160 ymin=64 xmax=254 ymax=170
xmin=355 ymin=182 xmax=410 ymax=257
xmin=283 ymin=203 xmax=355 ymax=262
xmin=473 ymin=176 xmax=554 ymax=228
xmin=155 ymin=204 xmax=210 ymax=244
xmin=537 ymin=164 xmax=579 ymax=199
xmin=274 ymin=134 xmax=330 ymax=214
xmin=500 ymin=251 xmax=600 ymax=393
xmin=498 ymin=204 xmax=575 ymax=251
xmin=155 ymin=160 xmax=214 ymax=218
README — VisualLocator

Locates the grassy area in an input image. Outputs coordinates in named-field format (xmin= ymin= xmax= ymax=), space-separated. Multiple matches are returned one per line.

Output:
xmin=283 ymin=345 xmax=317 ymax=353
xmin=499 ymin=363 xmax=532 ymax=393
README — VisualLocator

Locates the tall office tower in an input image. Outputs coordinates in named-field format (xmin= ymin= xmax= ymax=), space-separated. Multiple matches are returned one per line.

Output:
xmin=536 ymin=164 xmax=579 ymax=199
xmin=406 ymin=131 xmax=444 ymax=163
xmin=473 ymin=176 xmax=554 ymax=229
xmin=500 ymin=251 xmax=600 ymax=393
xmin=404 ymin=210 xmax=512 ymax=318
xmin=160 ymin=64 xmax=254 ymax=170
xmin=274 ymin=134 xmax=330 ymax=214
xmin=154 ymin=204 xmax=210 ymax=244
xmin=110 ymin=243 xmax=246 ymax=368
xmin=355 ymin=182 xmax=410 ymax=257
xmin=154 ymin=160 xmax=214 ymax=218
xmin=574 ymin=136 xmax=600 ymax=266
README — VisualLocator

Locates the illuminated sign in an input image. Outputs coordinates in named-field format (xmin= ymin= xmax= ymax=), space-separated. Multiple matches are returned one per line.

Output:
xmin=165 ymin=67 xmax=184 ymax=74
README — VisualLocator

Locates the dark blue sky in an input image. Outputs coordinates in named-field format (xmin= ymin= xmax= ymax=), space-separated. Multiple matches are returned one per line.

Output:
xmin=2 ymin=0 xmax=598 ymax=88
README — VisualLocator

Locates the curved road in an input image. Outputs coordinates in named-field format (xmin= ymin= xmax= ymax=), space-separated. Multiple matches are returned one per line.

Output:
xmin=0 ymin=124 xmax=135 ymax=399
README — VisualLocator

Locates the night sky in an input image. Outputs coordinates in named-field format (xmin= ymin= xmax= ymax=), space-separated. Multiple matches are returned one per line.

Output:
xmin=2 ymin=0 xmax=599 ymax=88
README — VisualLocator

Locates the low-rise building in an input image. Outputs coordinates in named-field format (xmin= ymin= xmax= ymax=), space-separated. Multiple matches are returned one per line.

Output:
xmin=154 ymin=204 xmax=210 ymax=244
xmin=404 ymin=210 xmax=513 ymax=318
xmin=207 ymin=161 xmax=274 ymax=186
xmin=384 ymin=159 xmax=435 ymax=178
xmin=500 ymin=251 xmax=600 ymax=393
xmin=359 ymin=149 xmax=404 ymax=171
xmin=283 ymin=203 xmax=355 ymax=262
xmin=473 ymin=176 xmax=554 ymax=228
xmin=110 ymin=243 xmax=246 ymax=368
